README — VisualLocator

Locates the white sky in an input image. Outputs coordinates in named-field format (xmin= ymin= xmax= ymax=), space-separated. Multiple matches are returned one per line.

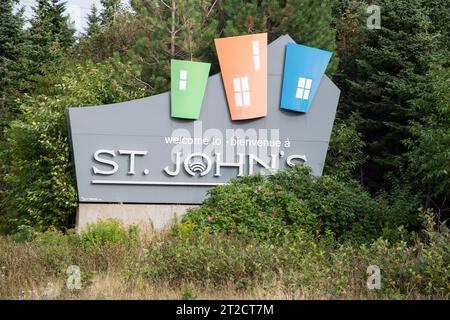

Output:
xmin=17 ymin=0 xmax=128 ymax=34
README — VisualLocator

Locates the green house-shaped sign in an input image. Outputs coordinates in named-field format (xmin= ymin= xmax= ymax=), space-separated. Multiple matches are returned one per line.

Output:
xmin=171 ymin=59 xmax=211 ymax=119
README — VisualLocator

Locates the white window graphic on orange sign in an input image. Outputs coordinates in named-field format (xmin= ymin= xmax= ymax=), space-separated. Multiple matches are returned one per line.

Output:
xmin=179 ymin=70 xmax=188 ymax=91
xmin=233 ymin=77 xmax=251 ymax=107
xmin=296 ymin=77 xmax=312 ymax=100
xmin=252 ymin=40 xmax=261 ymax=71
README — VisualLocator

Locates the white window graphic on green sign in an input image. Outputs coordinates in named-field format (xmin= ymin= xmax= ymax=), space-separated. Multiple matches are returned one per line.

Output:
xmin=233 ymin=77 xmax=251 ymax=107
xmin=170 ymin=59 xmax=211 ymax=119
xmin=179 ymin=70 xmax=188 ymax=91
xmin=296 ymin=77 xmax=312 ymax=100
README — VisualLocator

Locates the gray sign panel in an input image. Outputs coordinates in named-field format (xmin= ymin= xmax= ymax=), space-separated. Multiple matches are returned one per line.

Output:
xmin=67 ymin=35 xmax=340 ymax=204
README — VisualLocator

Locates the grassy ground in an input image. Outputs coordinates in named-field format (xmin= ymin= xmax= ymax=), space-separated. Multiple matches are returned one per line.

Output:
xmin=0 ymin=221 xmax=448 ymax=300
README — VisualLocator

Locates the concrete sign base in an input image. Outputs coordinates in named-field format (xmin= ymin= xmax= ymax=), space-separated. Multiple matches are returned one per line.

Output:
xmin=76 ymin=203 xmax=197 ymax=233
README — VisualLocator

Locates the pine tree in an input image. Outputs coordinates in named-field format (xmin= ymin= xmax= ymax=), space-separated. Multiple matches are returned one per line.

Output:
xmin=219 ymin=0 xmax=337 ymax=73
xmin=333 ymin=0 xmax=442 ymax=190
xmin=28 ymin=0 xmax=75 ymax=49
xmin=129 ymin=0 xmax=220 ymax=91
xmin=27 ymin=0 xmax=75 ymax=77
xmin=220 ymin=0 xmax=335 ymax=49
xmin=406 ymin=64 xmax=450 ymax=214
xmin=425 ymin=0 xmax=450 ymax=50
xmin=48 ymin=0 xmax=75 ymax=48
xmin=85 ymin=4 xmax=102 ymax=37
xmin=100 ymin=0 xmax=122 ymax=26
xmin=0 ymin=0 xmax=27 ymax=128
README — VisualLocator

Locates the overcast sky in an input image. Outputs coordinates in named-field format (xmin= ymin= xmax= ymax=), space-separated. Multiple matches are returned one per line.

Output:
xmin=18 ymin=0 xmax=127 ymax=34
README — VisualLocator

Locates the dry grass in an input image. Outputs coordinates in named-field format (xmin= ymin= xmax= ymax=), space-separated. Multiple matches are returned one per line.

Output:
xmin=0 ymin=223 xmax=448 ymax=300
xmin=11 ymin=274 xmax=363 ymax=300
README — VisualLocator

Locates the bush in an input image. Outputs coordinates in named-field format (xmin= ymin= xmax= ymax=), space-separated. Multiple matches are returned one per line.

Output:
xmin=0 ymin=216 xmax=447 ymax=299
xmin=137 ymin=217 xmax=449 ymax=298
xmin=0 ymin=57 xmax=149 ymax=232
xmin=80 ymin=219 xmax=139 ymax=248
xmin=324 ymin=116 xmax=366 ymax=180
xmin=180 ymin=166 xmax=420 ymax=243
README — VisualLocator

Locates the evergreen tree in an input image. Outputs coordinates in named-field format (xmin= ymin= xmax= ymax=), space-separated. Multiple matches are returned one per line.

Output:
xmin=85 ymin=4 xmax=102 ymax=37
xmin=0 ymin=0 xmax=27 ymax=129
xmin=128 ymin=0 xmax=337 ymax=90
xmin=129 ymin=0 xmax=220 ymax=91
xmin=333 ymin=0 xmax=442 ymax=191
xmin=219 ymin=0 xmax=337 ymax=73
xmin=220 ymin=0 xmax=335 ymax=50
xmin=27 ymin=0 xmax=75 ymax=78
xmin=100 ymin=0 xmax=122 ymax=26
xmin=406 ymin=64 xmax=450 ymax=215
xmin=48 ymin=0 xmax=75 ymax=48
xmin=425 ymin=0 xmax=450 ymax=50
xmin=29 ymin=0 xmax=74 ymax=49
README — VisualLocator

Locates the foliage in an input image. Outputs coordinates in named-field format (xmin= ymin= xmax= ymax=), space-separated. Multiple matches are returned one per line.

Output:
xmin=180 ymin=166 xmax=420 ymax=243
xmin=405 ymin=65 xmax=450 ymax=214
xmin=324 ymin=115 xmax=366 ymax=180
xmin=139 ymin=218 xmax=449 ymax=298
xmin=220 ymin=0 xmax=338 ymax=74
xmin=127 ymin=0 xmax=220 ymax=91
xmin=85 ymin=4 xmax=102 ymax=37
xmin=332 ymin=0 xmax=443 ymax=192
xmin=80 ymin=0 xmax=337 ymax=92
xmin=0 ymin=217 xmax=448 ymax=299
xmin=0 ymin=58 xmax=149 ymax=231
xmin=424 ymin=0 xmax=450 ymax=50
xmin=100 ymin=0 xmax=123 ymax=26
xmin=80 ymin=219 xmax=139 ymax=247
xmin=0 ymin=0 xmax=28 ymax=131
xmin=28 ymin=0 xmax=75 ymax=71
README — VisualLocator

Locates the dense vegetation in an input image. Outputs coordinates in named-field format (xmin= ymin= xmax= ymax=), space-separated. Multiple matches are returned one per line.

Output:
xmin=0 ymin=0 xmax=448 ymax=299
xmin=0 ymin=217 xmax=448 ymax=299
xmin=181 ymin=166 xmax=420 ymax=243
xmin=0 ymin=0 xmax=448 ymax=233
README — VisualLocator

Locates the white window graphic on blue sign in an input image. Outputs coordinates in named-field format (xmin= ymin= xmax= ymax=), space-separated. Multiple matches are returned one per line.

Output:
xmin=233 ymin=77 xmax=251 ymax=107
xmin=280 ymin=43 xmax=332 ymax=113
xmin=296 ymin=77 xmax=312 ymax=100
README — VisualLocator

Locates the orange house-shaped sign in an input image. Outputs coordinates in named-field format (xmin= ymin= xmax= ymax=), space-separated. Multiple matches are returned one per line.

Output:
xmin=214 ymin=33 xmax=267 ymax=120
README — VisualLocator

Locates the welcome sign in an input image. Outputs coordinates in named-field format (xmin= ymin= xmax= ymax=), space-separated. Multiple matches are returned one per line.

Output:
xmin=67 ymin=35 xmax=340 ymax=204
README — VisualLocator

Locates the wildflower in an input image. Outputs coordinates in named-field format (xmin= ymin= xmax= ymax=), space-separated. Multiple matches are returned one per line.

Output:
xmin=299 ymin=198 xmax=304 ymax=203
xmin=272 ymin=210 xmax=278 ymax=217
xmin=207 ymin=215 xmax=214 ymax=222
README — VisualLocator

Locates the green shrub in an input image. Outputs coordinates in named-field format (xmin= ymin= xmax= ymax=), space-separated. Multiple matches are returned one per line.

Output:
xmin=136 ymin=218 xmax=449 ymax=298
xmin=80 ymin=219 xmax=139 ymax=247
xmin=178 ymin=172 xmax=317 ymax=240
xmin=324 ymin=116 xmax=366 ymax=180
xmin=10 ymin=225 xmax=37 ymax=242
xmin=180 ymin=284 xmax=199 ymax=300
xmin=0 ymin=217 xmax=447 ymax=299
xmin=181 ymin=166 xmax=418 ymax=242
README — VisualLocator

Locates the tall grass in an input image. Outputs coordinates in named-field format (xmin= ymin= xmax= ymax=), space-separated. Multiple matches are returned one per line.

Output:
xmin=0 ymin=218 xmax=448 ymax=300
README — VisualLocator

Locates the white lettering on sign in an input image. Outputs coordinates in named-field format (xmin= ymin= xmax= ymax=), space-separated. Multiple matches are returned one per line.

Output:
xmin=214 ymin=153 xmax=245 ymax=177
xmin=118 ymin=150 xmax=148 ymax=175
xmin=92 ymin=151 xmax=307 ymax=183
xmin=91 ymin=121 xmax=307 ymax=186
xmin=93 ymin=150 xmax=118 ymax=175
